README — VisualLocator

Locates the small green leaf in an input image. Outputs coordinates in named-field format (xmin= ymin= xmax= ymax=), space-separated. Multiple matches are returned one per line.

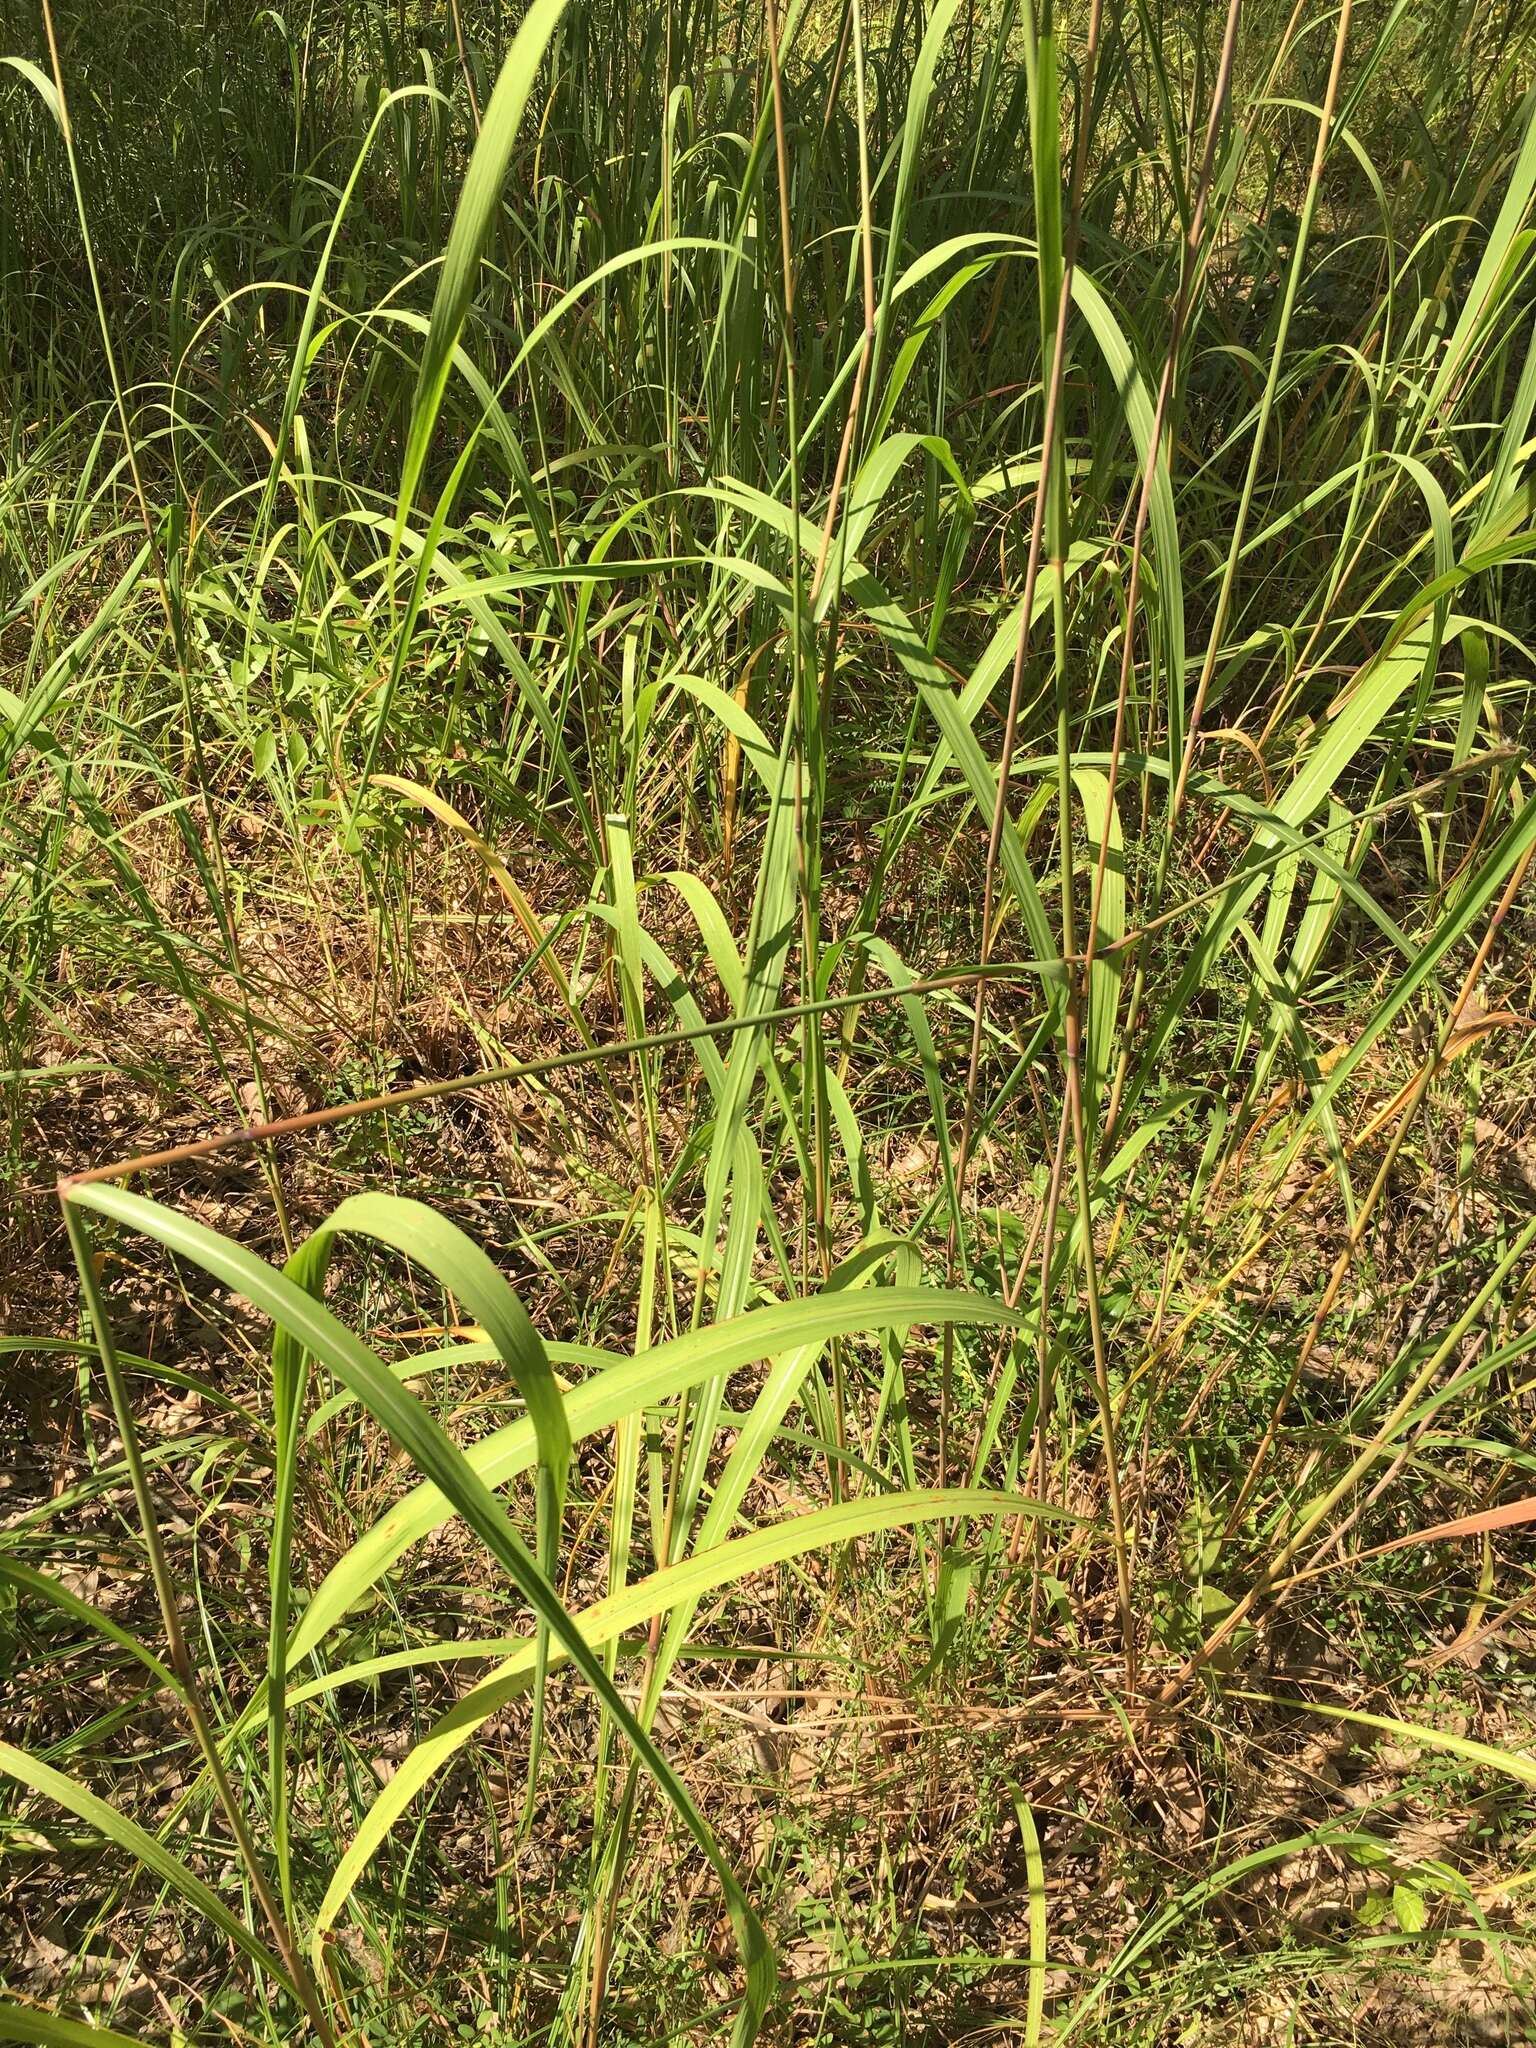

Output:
xmin=1393 ymin=1882 xmax=1428 ymax=1934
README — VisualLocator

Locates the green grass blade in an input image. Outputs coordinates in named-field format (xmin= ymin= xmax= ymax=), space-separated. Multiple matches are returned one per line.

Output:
xmin=0 ymin=1742 xmax=292 ymax=1992
xmin=394 ymin=0 xmax=569 ymax=537
xmin=61 ymin=1183 xmax=783 ymax=2040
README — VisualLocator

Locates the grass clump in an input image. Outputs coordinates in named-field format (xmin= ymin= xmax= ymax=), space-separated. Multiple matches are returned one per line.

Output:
xmin=3 ymin=0 xmax=1536 ymax=2041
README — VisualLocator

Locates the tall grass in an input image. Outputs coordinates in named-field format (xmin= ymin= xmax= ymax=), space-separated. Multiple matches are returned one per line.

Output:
xmin=3 ymin=0 xmax=1536 ymax=2039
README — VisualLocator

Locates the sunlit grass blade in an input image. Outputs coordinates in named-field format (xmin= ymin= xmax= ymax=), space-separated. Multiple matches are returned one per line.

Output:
xmin=62 ymin=1179 xmax=776 ymax=2044
xmin=318 ymin=1484 xmax=1061 ymax=1942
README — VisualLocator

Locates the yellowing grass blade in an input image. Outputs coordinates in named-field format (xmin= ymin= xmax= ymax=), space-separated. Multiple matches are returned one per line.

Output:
xmin=1235 ymin=1692 xmax=1536 ymax=1790
xmin=1009 ymin=1786 xmax=1048 ymax=2048
xmin=371 ymin=772 xmax=584 ymax=1029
